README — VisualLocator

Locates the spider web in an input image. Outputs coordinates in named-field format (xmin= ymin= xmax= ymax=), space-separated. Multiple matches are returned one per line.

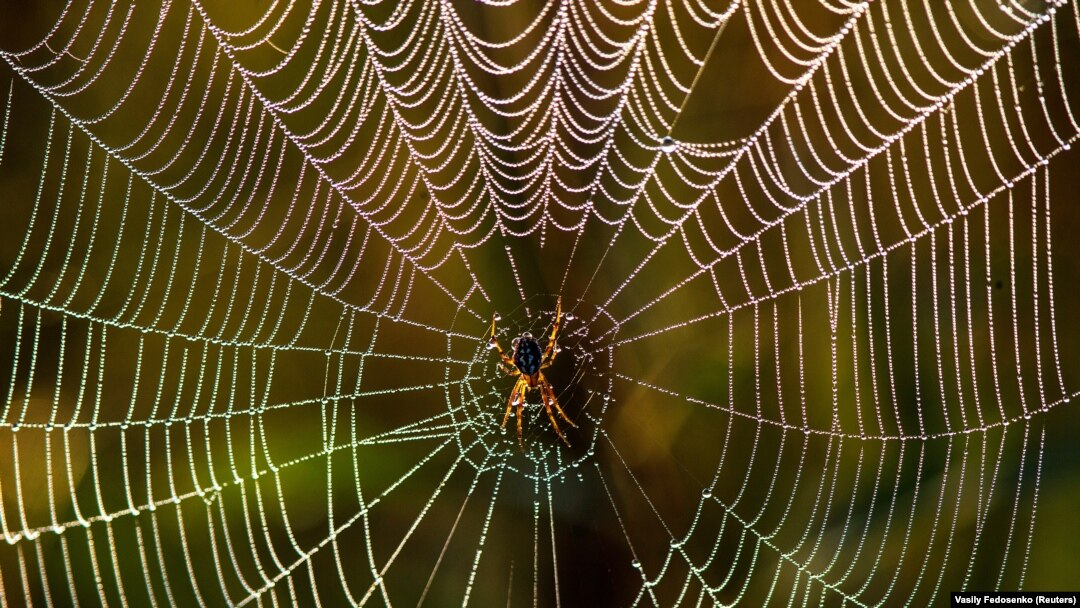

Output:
xmin=0 ymin=0 xmax=1078 ymax=605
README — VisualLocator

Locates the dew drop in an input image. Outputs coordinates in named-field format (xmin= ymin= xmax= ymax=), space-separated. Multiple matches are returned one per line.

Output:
xmin=702 ymin=488 xmax=713 ymax=499
xmin=522 ymin=331 xmax=533 ymax=340
xmin=486 ymin=337 xmax=498 ymax=350
xmin=494 ymin=313 xmax=502 ymax=322
xmin=660 ymin=136 xmax=677 ymax=153
xmin=52 ymin=525 xmax=63 ymax=535
xmin=564 ymin=312 xmax=575 ymax=321
xmin=631 ymin=559 xmax=642 ymax=569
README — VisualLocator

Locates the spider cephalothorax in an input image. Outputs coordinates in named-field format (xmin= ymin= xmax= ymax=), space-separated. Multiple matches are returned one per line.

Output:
xmin=488 ymin=298 xmax=576 ymax=448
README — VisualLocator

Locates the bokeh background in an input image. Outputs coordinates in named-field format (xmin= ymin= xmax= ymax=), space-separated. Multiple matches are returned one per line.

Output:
xmin=0 ymin=0 xmax=1078 ymax=605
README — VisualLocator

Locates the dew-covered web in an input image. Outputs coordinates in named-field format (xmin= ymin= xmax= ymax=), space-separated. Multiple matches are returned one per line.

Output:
xmin=0 ymin=0 xmax=1078 ymax=605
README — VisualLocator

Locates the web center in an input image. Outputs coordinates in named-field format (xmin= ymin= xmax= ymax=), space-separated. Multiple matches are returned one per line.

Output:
xmin=448 ymin=300 xmax=619 ymax=476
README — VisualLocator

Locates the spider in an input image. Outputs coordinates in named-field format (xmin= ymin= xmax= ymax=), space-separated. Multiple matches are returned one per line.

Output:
xmin=488 ymin=298 xmax=576 ymax=449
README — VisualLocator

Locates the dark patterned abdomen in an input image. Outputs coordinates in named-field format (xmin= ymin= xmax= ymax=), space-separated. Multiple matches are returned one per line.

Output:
xmin=513 ymin=338 xmax=543 ymax=375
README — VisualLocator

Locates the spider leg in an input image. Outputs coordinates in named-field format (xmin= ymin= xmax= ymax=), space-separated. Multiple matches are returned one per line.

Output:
xmin=501 ymin=376 xmax=525 ymax=428
xmin=500 ymin=377 xmax=528 ymax=451
xmin=541 ymin=297 xmax=562 ymax=367
xmin=540 ymin=374 xmax=576 ymax=428
xmin=489 ymin=316 xmax=517 ymax=369
xmin=539 ymin=378 xmax=572 ymax=446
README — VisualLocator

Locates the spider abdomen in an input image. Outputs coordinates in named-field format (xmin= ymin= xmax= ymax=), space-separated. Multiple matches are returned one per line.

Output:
xmin=513 ymin=337 xmax=543 ymax=375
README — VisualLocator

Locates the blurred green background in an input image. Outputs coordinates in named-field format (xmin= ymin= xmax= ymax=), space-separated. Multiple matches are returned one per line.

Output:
xmin=0 ymin=0 xmax=1078 ymax=605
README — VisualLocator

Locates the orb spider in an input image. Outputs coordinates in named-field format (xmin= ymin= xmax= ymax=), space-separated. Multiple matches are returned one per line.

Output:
xmin=488 ymin=298 xmax=576 ymax=449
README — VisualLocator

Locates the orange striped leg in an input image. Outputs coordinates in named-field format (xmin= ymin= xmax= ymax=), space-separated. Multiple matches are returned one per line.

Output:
xmin=489 ymin=317 xmax=517 ymax=370
xmin=540 ymin=382 xmax=571 ymax=446
xmin=541 ymin=376 xmax=575 ymax=428
xmin=502 ymin=376 xmax=525 ymax=428
xmin=541 ymin=297 xmax=562 ymax=366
